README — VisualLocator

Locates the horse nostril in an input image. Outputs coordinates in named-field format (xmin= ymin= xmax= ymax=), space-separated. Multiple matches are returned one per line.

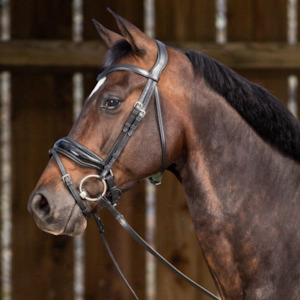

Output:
xmin=39 ymin=196 xmax=50 ymax=215
xmin=31 ymin=194 xmax=51 ymax=217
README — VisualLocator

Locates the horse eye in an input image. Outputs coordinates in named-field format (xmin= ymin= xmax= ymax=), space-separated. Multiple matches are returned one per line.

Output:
xmin=103 ymin=98 xmax=121 ymax=109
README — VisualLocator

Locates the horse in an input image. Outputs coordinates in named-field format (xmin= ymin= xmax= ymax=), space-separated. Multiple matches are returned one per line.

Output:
xmin=28 ymin=10 xmax=300 ymax=300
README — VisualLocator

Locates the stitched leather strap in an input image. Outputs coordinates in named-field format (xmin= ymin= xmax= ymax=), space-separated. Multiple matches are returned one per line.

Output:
xmin=98 ymin=40 xmax=168 ymax=182
xmin=97 ymin=196 xmax=221 ymax=300
xmin=93 ymin=213 xmax=138 ymax=299
xmin=50 ymin=149 xmax=90 ymax=217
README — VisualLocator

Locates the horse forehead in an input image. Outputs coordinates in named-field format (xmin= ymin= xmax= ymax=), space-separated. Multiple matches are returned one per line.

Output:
xmin=105 ymin=50 xmax=150 ymax=71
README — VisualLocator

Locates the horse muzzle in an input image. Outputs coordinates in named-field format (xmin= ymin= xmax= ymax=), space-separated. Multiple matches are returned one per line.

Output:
xmin=28 ymin=188 xmax=87 ymax=236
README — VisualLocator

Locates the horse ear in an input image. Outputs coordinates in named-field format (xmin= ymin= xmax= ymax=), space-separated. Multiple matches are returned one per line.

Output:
xmin=92 ymin=19 xmax=123 ymax=48
xmin=107 ymin=8 xmax=157 ymax=55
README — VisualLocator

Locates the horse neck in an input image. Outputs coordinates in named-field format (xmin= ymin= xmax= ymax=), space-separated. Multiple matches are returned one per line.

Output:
xmin=177 ymin=80 xmax=300 ymax=298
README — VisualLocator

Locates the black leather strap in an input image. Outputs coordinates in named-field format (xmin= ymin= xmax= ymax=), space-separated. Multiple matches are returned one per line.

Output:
xmin=97 ymin=64 xmax=159 ymax=82
xmin=97 ymin=196 xmax=221 ymax=300
xmin=50 ymin=149 xmax=90 ymax=217
xmin=98 ymin=40 xmax=168 ymax=181
xmin=155 ymin=86 xmax=166 ymax=173
xmin=93 ymin=212 xmax=138 ymax=300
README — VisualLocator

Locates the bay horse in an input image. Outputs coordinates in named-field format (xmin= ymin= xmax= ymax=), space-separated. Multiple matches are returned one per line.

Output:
xmin=28 ymin=11 xmax=300 ymax=300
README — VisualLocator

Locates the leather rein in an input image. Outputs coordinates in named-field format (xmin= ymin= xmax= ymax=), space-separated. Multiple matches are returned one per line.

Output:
xmin=49 ymin=40 xmax=220 ymax=300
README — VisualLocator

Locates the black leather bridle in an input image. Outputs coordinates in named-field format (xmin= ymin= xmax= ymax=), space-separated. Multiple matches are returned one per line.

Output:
xmin=50 ymin=40 xmax=167 ymax=216
xmin=49 ymin=40 xmax=220 ymax=300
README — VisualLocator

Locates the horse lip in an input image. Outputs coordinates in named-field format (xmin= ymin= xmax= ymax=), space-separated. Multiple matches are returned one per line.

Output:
xmin=62 ymin=204 xmax=87 ymax=236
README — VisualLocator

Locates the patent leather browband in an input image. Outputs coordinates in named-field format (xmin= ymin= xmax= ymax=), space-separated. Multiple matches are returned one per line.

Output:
xmin=49 ymin=40 xmax=220 ymax=300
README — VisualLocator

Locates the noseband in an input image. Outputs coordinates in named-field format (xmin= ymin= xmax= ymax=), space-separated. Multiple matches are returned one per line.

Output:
xmin=49 ymin=40 xmax=220 ymax=300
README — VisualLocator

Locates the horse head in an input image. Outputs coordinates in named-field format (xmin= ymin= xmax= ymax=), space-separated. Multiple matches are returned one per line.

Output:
xmin=28 ymin=11 xmax=192 ymax=236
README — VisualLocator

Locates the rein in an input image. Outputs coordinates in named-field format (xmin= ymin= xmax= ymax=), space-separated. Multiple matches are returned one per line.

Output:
xmin=49 ymin=40 xmax=220 ymax=300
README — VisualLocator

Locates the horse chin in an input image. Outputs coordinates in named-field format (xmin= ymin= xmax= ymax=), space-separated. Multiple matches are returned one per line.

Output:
xmin=61 ymin=205 xmax=87 ymax=236
xmin=37 ymin=210 xmax=87 ymax=237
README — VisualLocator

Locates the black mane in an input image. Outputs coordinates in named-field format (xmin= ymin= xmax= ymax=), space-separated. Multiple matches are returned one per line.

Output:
xmin=186 ymin=49 xmax=300 ymax=162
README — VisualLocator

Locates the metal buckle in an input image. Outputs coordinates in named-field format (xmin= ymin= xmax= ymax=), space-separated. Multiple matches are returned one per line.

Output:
xmin=62 ymin=174 xmax=71 ymax=183
xmin=134 ymin=101 xmax=146 ymax=117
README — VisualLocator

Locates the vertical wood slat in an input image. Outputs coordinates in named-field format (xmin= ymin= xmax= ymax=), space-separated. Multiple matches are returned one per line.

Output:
xmin=288 ymin=0 xmax=299 ymax=119
xmin=1 ymin=1 xmax=11 ymax=298
xmin=155 ymin=2 xmax=217 ymax=300
xmin=228 ymin=0 xmax=288 ymax=107
xmin=11 ymin=72 xmax=74 ymax=300
xmin=83 ymin=0 xmax=144 ymax=40
xmin=82 ymin=2 xmax=146 ymax=297
xmin=228 ymin=0 xmax=287 ymax=42
xmin=1 ymin=71 xmax=12 ymax=300
xmin=10 ymin=1 xmax=74 ymax=299
xmin=156 ymin=173 xmax=219 ymax=300
xmin=10 ymin=0 xmax=72 ymax=39
xmin=156 ymin=0 xmax=215 ymax=41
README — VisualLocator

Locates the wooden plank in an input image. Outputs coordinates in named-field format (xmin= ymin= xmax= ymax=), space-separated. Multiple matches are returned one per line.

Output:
xmin=11 ymin=72 xmax=74 ymax=300
xmin=228 ymin=0 xmax=289 ymax=105
xmin=156 ymin=0 xmax=215 ymax=41
xmin=228 ymin=0 xmax=287 ymax=42
xmin=10 ymin=1 xmax=74 ymax=299
xmin=237 ymin=69 xmax=289 ymax=106
xmin=156 ymin=173 xmax=218 ymax=300
xmin=10 ymin=0 xmax=72 ymax=39
xmin=172 ymin=42 xmax=300 ymax=70
xmin=0 ymin=40 xmax=106 ymax=70
xmin=1 ymin=41 xmax=300 ymax=70
xmin=83 ymin=0 xmax=144 ymax=39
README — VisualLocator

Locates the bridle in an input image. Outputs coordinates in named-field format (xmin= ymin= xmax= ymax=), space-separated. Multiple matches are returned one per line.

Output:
xmin=50 ymin=40 xmax=167 ymax=215
xmin=49 ymin=40 xmax=220 ymax=300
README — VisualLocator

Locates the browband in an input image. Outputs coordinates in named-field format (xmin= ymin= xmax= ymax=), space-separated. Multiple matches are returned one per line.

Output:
xmin=97 ymin=64 xmax=159 ymax=82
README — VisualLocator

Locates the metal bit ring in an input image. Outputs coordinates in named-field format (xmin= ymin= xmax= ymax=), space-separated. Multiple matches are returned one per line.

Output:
xmin=79 ymin=174 xmax=107 ymax=201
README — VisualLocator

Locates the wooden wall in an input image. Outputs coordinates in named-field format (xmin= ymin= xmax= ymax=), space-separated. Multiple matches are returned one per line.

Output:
xmin=0 ymin=0 xmax=299 ymax=299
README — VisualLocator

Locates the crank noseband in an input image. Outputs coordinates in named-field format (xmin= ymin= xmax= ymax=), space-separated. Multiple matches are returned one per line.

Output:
xmin=50 ymin=40 xmax=168 ymax=216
